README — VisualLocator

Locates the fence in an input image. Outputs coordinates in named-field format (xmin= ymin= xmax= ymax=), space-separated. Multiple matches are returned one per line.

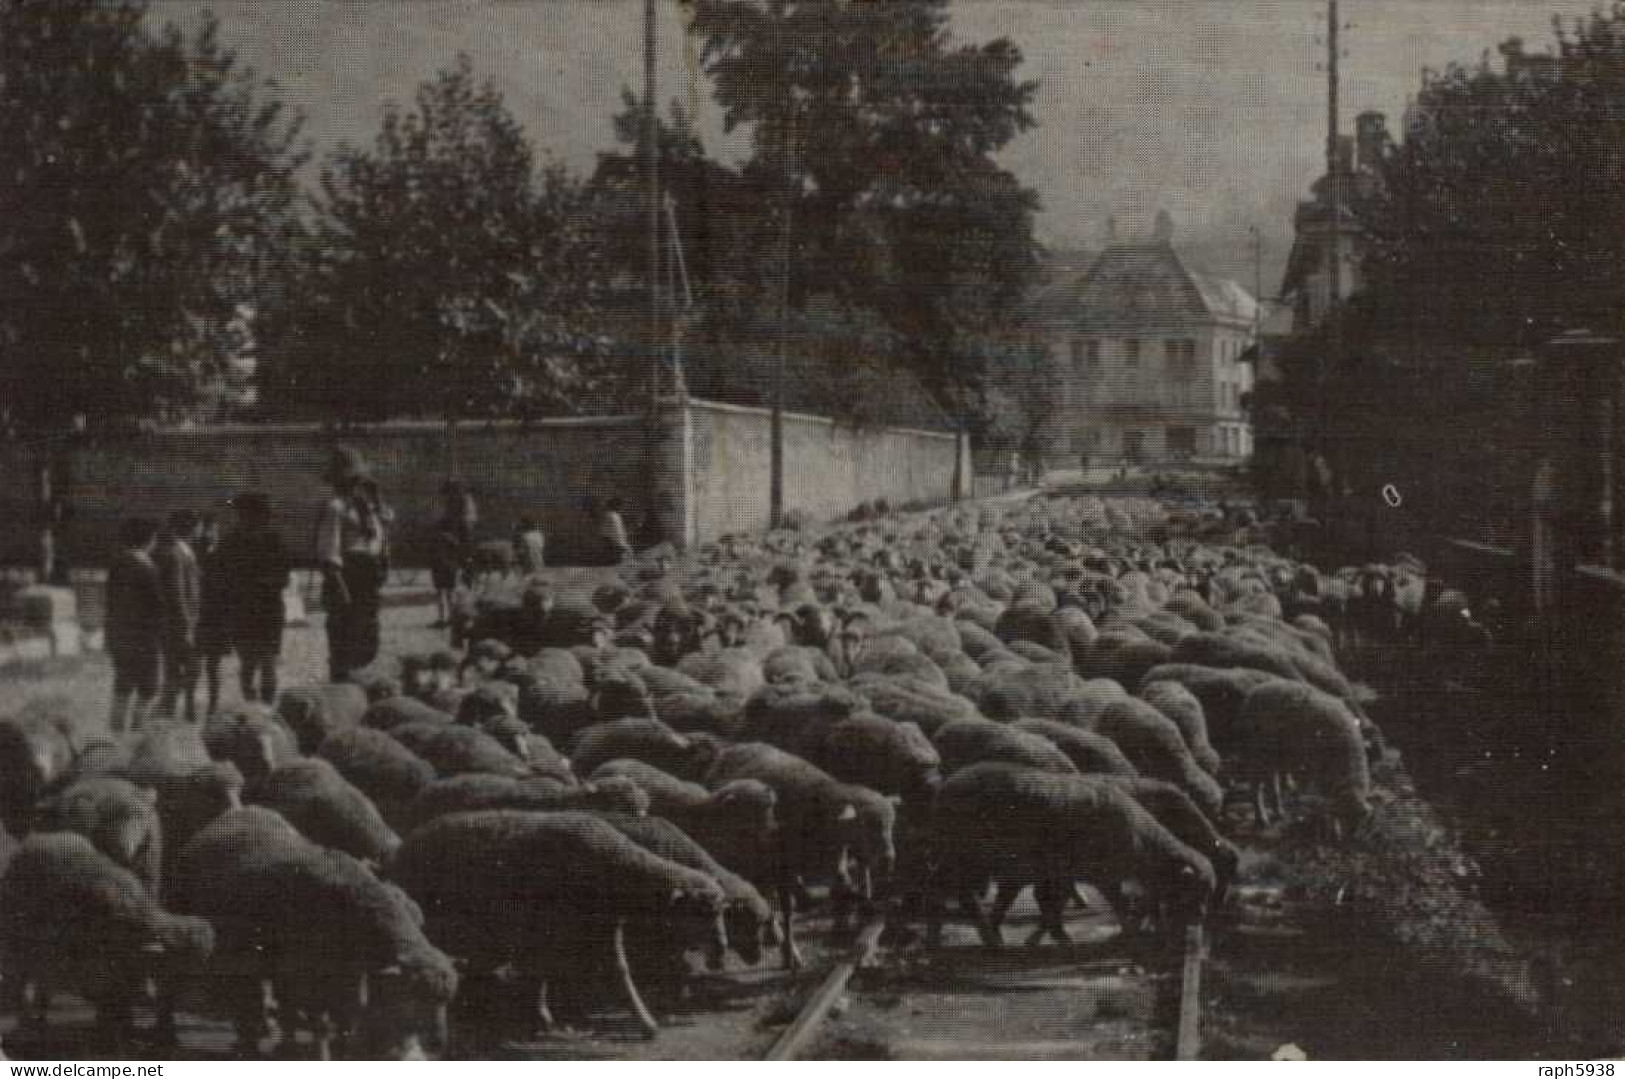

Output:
xmin=0 ymin=397 xmax=970 ymax=571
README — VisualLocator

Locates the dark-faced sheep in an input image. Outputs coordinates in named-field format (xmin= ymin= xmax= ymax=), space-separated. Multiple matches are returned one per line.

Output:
xmin=204 ymin=704 xmax=301 ymax=788
xmin=277 ymin=684 xmax=370 ymax=755
xmin=389 ymin=810 xmax=725 ymax=1037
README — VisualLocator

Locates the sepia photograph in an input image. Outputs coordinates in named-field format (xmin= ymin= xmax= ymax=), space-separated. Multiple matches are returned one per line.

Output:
xmin=0 ymin=0 xmax=1622 ymax=1063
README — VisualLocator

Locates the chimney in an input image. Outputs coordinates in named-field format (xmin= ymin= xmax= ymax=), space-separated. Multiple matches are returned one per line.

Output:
xmin=1335 ymin=134 xmax=1356 ymax=177
xmin=1356 ymin=111 xmax=1387 ymax=172
xmin=1152 ymin=209 xmax=1174 ymax=243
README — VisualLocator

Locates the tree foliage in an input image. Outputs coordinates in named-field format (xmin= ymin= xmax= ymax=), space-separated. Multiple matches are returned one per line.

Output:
xmin=685 ymin=0 xmax=1043 ymax=408
xmin=0 ymin=0 xmax=306 ymax=433
xmin=265 ymin=55 xmax=627 ymax=422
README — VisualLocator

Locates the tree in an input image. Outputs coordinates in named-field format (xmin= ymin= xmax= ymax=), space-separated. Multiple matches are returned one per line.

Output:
xmin=268 ymin=55 xmax=623 ymax=422
xmin=0 ymin=0 xmax=307 ymax=433
xmin=686 ymin=0 xmax=1043 ymax=407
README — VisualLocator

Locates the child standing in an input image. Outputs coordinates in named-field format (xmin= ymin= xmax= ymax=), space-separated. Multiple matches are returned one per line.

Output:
xmin=597 ymin=497 xmax=633 ymax=567
xmin=156 ymin=509 xmax=203 ymax=723
xmin=106 ymin=517 xmax=163 ymax=733
xmin=218 ymin=492 xmax=293 ymax=705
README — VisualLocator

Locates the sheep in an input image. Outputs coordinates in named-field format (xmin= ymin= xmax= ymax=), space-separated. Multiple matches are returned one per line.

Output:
xmin=454 ymin=682 xmax=532 ymax=760
xmin=407 ymin=773 xmax=650 ymax=829
xmin=515 ymin=671 xmax=595 ymax=746
xmin=1101 ymin=776 xmax=1240 ymax=901
xmin=248 ymin=758 xmax=402 ymax=865
xmin=588 ymin=760 xmax=779 ymax=879
xmin=592 ymin=812 xmax=777 ymax=971
xmin=761 ymin=645 xmax=840 ymax=686
xmin=316 ymin=726 xmax=439 ymax=831
xmin=172 ymin=806 xmax=458 ymax=1059
xmin=388 ymin=810 xmax=726 ymax=1037
xmin=848 ymin=673 xmax=981 ymax=736
xmin=1137 ymin=663 xmax=1284 ymax=753
xmin=0 ymin=832 xmax=214 ymax=1054
xmin=703 ymin=742 xmax=897 ymax=968
xmin=813 ymin=712 xmax=942 ymax=801
xmin=0 ymin=703 xmax=90 ymax=835
xmin=203 ymin=703 xmax=301 ymax=787
xmin=277 ymin=683 xmax=370 ymax=755
xmin=739 ymin=682 xmax=867 ymax=758
xmin=676 ymin=648 xmax=766 ymax=700
xmin=567 ymin=717 xmax=693 ymax=779
xmin=1076 ymin=631 xmax=1174 ymax=689
xmin=1138 ymin=680 xmax=1223 ymax=777
xmin=386 ymin=720 xmax=530 ymax=779
xmin=1231 ymin=680 xmax=1373 ymax=832
xmin=1068 ymin=696 xmax=1224 ymax=817
xmin=124 ymin=720 xmax=213 ymax=791
xmin=362 ymin=695 xmax=454 ymax=733
xmin=154 ymin=761 xmax=245 ymax=888
xmin=993 ymin=603 xmax=1070 ymax=655
xmin=34 ymin=776 xmax=163 ymax=896
xmin=1009 ymin=719 xmax=1138 ymax=778
xmin=926 ymin=763 xmax=1214 ymax=947
xmin=932 ymin=718 xmax=1080 ymax=777
xmin=974 ymin=660 xmax=1085 ymax=722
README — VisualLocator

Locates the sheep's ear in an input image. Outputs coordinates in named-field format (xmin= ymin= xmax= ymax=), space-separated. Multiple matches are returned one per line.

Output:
xmin=836 ymin=803 xmax=858 ymax=822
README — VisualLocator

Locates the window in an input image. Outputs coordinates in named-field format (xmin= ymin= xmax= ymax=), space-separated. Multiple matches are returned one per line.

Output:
xmin=1166 ymin=339 xmax=1195 ymax=380
xmin=1166 ymin=426 xmax=1197 ymax=458
xmin=1070 ymin=338 xmax=1085 ymax=366
xmin=1087 ymin=340 xmax=1101 ymax=368
xmin=1123 ymin=429 xmax=1145 ymax=461
xmin=1124 ymin=339 xmax=1140 ymax=367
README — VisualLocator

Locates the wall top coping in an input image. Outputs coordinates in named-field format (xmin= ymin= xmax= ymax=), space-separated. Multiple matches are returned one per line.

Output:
xmin=688 ymin=397 xmax=959 ymax=442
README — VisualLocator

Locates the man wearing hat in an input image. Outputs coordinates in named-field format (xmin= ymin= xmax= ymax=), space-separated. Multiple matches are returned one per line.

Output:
xmin=315 ymin=446 xmax=388 ymax=681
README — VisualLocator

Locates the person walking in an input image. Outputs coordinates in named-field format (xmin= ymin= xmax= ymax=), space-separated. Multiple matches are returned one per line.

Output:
xmin=219 ymin=492 xmax=293 ymax=704
xmin=106 ymin=518 xmax=164 ymax=733
xmin=596 ymin=497 xmax=633 ymax=566
xmin=156 ymin=509 xmax=203 ymax=722
xmin=315 ymin=447 xmax=388 ymax=682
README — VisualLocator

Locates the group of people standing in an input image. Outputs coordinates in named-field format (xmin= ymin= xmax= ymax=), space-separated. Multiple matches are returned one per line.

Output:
xmin=105 ymin=492 xmax=293 ymax=732
xmin=102 ymin=444 xmax=643 ymax=728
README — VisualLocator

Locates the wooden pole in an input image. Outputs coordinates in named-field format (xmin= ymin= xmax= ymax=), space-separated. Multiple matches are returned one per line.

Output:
xmin=764 ymin=919 xmax=885 ymax=1061
xmin=1175 ymin=922 xmax=1205 ymax=1061
xmin=645 ymin=0 xmax=662 ymax=402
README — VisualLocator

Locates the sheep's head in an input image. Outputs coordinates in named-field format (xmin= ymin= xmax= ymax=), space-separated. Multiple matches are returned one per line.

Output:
xmin=723 ymin=894 xmax=774 ymax=968
xmin=154 ymin=913 xmax=216 ymax=971
xmin=583 ymin=775 xmax=651 ymax=816
xmin=364 ymin=949 xmax=459 ymax=1060
xmin=668 ymin=884 xmax=729 ymax=968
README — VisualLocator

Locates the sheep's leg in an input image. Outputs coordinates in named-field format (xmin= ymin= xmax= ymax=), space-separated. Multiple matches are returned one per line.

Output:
xmin=19 ymin=974 xmax=48 ymax=1035
xmin=989 ymin=880 xmax=1022 ymax=930
xmin=313 ymin=1011 xmax=337 ymax=1062
xmin=958 ymin=887 xmax=1002 ymax=949
xmin=1035 ymin=880 xmax=1073 ymax=945
xmin=611 ymin=921 xmax=660 ymax=1039
xmin=1253 ymin=782 xmax=1271 ymax=826
xmin=777 ymin=881 xmax=804 ymax=970
xmin=534 ymin=979 xmax=556 ymax=1033
xmin=1271 ymin=772 xmax=1288 ymax=818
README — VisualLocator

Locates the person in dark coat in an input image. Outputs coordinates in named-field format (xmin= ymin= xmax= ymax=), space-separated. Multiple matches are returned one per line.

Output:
xmin=156 ymin=509 xmax=203 ymax=723
xmin=195 ymin=513 xmax=230 ymax=717
xmin=431 ymin=481 xmax=476 ymax=628
xmin=106 ymin=517 xmax=163 ymax=733
xmin=218 ymin=492 xmax=293 ymax=704
xmin=315 ymin=447 xmax=388 ymax=682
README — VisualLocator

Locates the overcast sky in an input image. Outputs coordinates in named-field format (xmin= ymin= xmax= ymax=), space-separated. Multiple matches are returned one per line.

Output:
xmin=150 ymin=0 xmax=1593 ymax=292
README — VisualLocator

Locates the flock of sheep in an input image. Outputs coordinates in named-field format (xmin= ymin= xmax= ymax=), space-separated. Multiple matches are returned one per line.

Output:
xmin=0 ymin=491 xmax=1494 ymax=1060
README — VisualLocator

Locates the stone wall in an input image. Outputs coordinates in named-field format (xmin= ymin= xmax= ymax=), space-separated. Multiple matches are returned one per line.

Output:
xmin=2 ymin=399 xmax=968 ymax=567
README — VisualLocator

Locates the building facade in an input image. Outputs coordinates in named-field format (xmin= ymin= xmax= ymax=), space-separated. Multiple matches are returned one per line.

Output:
xmin=1031 ymin=225 xmax=1257 ymax=466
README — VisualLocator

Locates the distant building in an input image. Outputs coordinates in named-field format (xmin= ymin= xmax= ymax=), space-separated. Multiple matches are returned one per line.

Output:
xmin=1279 ymin=111 xmax=1387 ymax=333
xmin=1027 ymin=214 xmax=1258 ymax=465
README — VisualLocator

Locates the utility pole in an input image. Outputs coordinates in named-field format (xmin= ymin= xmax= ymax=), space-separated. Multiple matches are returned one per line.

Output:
xmin=1321 ymin=0 xmax=1342 ymax=501
xmin=645 ymin=0 xmax=662 ymax=402
xmin=769 ymin=10 xmax=794 ymax=530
